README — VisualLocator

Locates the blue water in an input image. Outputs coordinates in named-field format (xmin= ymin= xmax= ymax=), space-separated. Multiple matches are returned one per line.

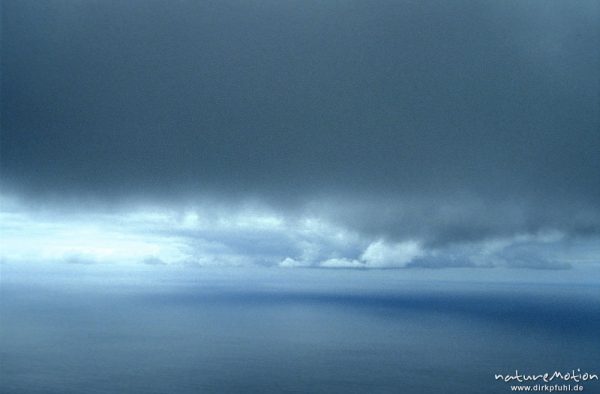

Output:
xmin=1 ymin=265 xmax=599 ymax=393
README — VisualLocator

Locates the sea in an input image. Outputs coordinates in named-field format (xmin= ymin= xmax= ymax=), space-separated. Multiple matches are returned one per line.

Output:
xmin=1 ymin=263 xmax=599 ymax=394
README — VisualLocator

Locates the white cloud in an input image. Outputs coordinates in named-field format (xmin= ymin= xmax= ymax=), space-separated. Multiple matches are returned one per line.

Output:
xmin=360 ymin=240 xmax=424 ymax=268
xmin=279 ymin=257 xmax=311 ymax=268
xmin=320 ymin=258 xmax=364 ymax=268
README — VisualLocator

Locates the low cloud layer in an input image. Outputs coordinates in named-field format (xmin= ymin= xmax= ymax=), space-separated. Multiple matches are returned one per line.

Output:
xmin=1 ymin=197 xmax=598 ymax=270
xmin=1 ymin=1 xmax=599 ymax=269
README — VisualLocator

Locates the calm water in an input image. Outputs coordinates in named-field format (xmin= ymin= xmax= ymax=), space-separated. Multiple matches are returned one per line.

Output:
xmin=1 ymin=265 xmax=599 ymax=394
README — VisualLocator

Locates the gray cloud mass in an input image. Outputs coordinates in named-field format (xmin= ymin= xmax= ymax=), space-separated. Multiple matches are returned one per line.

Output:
xmin=1 ymin=0 xmax=599 ymax=268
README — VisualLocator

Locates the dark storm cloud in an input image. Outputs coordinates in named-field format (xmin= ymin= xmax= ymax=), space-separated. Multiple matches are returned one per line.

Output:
xmin=314 ymin=194 xmax=600 ymax=248
xmin=2 ymin=0 xmax=599 ymax=250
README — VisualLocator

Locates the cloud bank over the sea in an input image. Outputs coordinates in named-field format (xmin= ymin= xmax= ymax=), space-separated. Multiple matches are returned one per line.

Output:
xmin=1 ymin=0 xmax=599 ymax=269
xmin=1 ymin=195 xmax=598 ymax=270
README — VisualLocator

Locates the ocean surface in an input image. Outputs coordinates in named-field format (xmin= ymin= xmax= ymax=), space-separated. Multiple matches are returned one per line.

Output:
xmin=1 ymin=264 xmax=599 ymax=394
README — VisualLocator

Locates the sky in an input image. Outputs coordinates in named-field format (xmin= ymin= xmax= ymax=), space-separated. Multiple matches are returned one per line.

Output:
xmin=1 ymin=0 xmax=599 ymax=271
